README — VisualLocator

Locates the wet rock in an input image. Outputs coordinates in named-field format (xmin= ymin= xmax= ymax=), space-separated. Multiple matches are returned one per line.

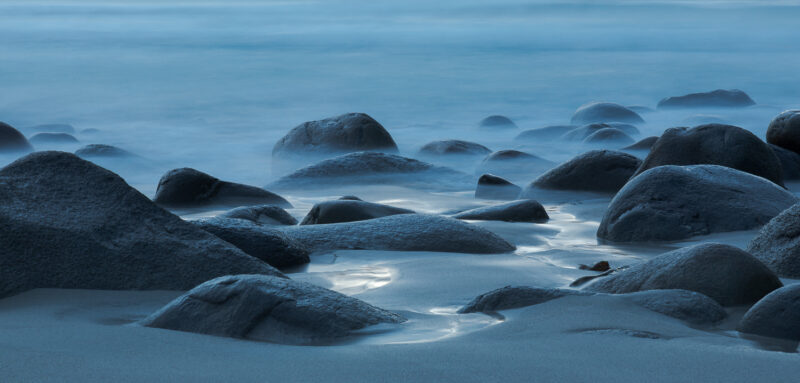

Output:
xmin=339 ymin=195 xmax=362 ymax=201
xmin=300 ymin=199 xmax=414 ymax=225
xmin=29 ymin=132 xmax=79 ymax=145
xmin=584 ymin=243 xmax=782 ymax=306
xmin=622 ymin=136 xmax=659 ymax=151
xmin=747 ymin=203 xmax=800 ymax=278
xmin=452 ymin=199 xmax=548 ymax=223
xmin=418 ymin=140 xmax=491 ymax=156
xmin=570 ymin=102 xmax=645 ymax=125
xmin=75 ymin=144 xmax=137 ymax=158
xmin=458 ymin=286 xmax=590 ymax=313
xmin=515 ymin=125 xmax=576 ymax=141
xmin=738 ymin=284 xmax=800 ymax=341
xmin=766 ymin=110 xmax=800 ymax=154
xmin=272 ymin=113 xmax=398 ymax=159
xmin=769 ymin=144 xmax=800 ymax=180
xmin=524 ymin=150 xmax=641 ymax=193
xmin=561 ymin=123 xmax=639 ymax=141
xmin=598 ymin=165 xmax=797 ymax=242
xmin=583 ymin=128 xmax=635 ymax=145
xmin=579 ymin=261 xmax=610 ymax=272
xmin=657 ymin=89 xmax=755 ymax=109
xmin=25 ymin=123 xmax=76 ymax=134
xmin=475 ymin=174 xmax=521 ymax=200
xmin=154 ymin=168 xmax=291 ymax=208
xmin=476 ymin=150 xmax=554 ymax=178
xmin=141 ymin=275 xmax=404 ymax=345
xmin=219 ymin=205 xmax=298 ymax=226
xmin=682 ymin=114 xmax=728 ymax=125
xmin=0 ymin=122 xmax=33 ymax=153
xmin=479 ymin=115 xmax=518 ymax=129
xmin=0 ymin=152 xmax=283 ymax=299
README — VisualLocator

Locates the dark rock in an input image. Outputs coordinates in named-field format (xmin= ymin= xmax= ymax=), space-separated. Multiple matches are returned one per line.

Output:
xmin=418 ymin=140 xmax=491 ymax=156
xmin=738 ymin=284 xmax=800 ymax=341
xmin=154 ymin=168 xmax=291 ymax=208
xmin=0 ymin=122 xmax=33 ymax=153
xmin=300 ymin=200 xmax=414 ymax=225
xmin=525 ymin=150 xmax=641 ymax=193
xmin=479 ymin=115 xmax=518 ymax=129
xmin=769 ymin=144 xmax=800 ymax=180
xmin=584 ymin=243 xmax=782 ymax=306
xmin=452 ymin=199 xmax=548 ymax=223
xmin=570 ymin=102 xmax=644 ymax=125
xmin=582 ymin=128 xmax=635 ymax=145
xmin=339 ymin=195 xmax=362 ymax=201
xmin=475 ymin=174 xmax=521 ymax=200
xmin=561 ymin=123 xmax=639 ymax=141
xmin=29 ymin=133 xmax=79 ymax=145
xmin=193 ymin=217 xmax=309 ymax=268
xmin=657 ymin=89 xmax=755 ymax=109
xmin=458 ymin=286 xmax=589 ymax=313
xmin=747 ymin=203 xmax=800 ymax=278
xmin=633 ymin=124 xmax=784 ymax=187
xmin=515 ymin=125 xmax=576 ymax=141
xmin=579 ymin=261 xmax=610 ymax=272
xmin=598 ymin=165 xmax=797 ymax=242
xmin=766 ymin=110 xmax=800 ymax=154
xmin=141 ymin=275 xmax=404 ymax=345
xmin=0 ymin=152 xmax=283 ymax=298
xmin=219 ymin=205 xmax=298 ymax=226
xmin=622 ymin=136 xmax=659 ymax=151
xmin=25 ymin=123 xmax=76 ymax=134
xmin=272 ymin=113 xmax=397 ymax=159
xmin=477 ymin=150 xmax=554 ymax=178
xmin=570 ymin=267 xmax=626 ymax=287
xmin=75 ymin=144 xmax=137 ymax=158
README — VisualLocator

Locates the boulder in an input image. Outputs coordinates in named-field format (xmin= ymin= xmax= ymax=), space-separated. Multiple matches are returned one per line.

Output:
xmin=300 ymin=199 xmax=414 ymax=225
xmin=24 ymin=123 xmax=76 ymax=134
xmin=475 ymin=174 xmax=521 ymax=200
xmin=738 ymin=284 xmax=800 ymax=341
xmin=479 ymin=115 xmax=517 ymax=129
xmin=515 ymin=125 xmax=576 ymax=141
xmin=29 ymin=133 xmax=79 ymax=145
xmin=525 ymin=150 xmax=641 ymax=193
xmin=154 ymin=168 xmax=291 ymax=208
xmin=632 ymin=124 xmax=784 ymax=187
xmin=561 ymin=123 xmax=639 ymax=141
xmin=418 ymin=140 xmax=491 ymax=156
xmin=141 ymin=275 xmax=404 ymax=345
xmin=75 ymin=144 xmax=137 ymax=158
xmin=274 ymin=214 xmax=515 ymax=254
xmin=584 ymin=243 xmax=782 ymax=306
xmin=272 ymin=113 xmax=397 ymax=159
xmin=0 ymin=122 xmax=33 ymax=153
xmin=458 ymin=286 xmax=589 ymax=313
xmin=570 ymin=102 xmax=644 ymax=125
xmin=0 ymin=152 xmax=283 ymax=299
xmin=339 ymin=195 xmax=362 ymax=201
xmin=219 ymin=205 xmax=298 ymax=225
xmin=769 ymin=144 xmax=800 ymax=180
xmin=657 ymin=89 xmax=755 ymax=109
xmin=747 ymin=203 xmax=800 ymax=278
xmin=622 ymin=136 xmax=659 ymax=151
xmin=598 ymin=165 xmax=797 ymax=242
xmin=452 ymin=199 xmax=548 ymax=223
xmin=476 ymin=150 xmax=554 ymax=177
xmin=582 ymin=128 xmax=635 ymax=145
xmin=766 ymin=110 xmax=800 ymax=154
xmin=193 ymin=218 xmax=309 ymax=268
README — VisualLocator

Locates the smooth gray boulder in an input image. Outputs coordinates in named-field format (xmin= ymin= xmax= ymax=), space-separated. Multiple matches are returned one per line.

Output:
xmin=339 ymin=195 xmax=362 ymax=201
xmin=598 ymin=165 xmax=798 ymax=242
xmin=747 ymin=203 xmax=800 ymax=278
xmin=29 ymin=132 xmax=79 ymax=145
xmin=25 ymin=123 xmax=76 ymax=134
xmin=300 ymin=199 xmax=414 ymax=225
xmin=769 ymin=144 xmax=800 ymax=180
xmin=193 ymin=218 xmax=309 ymax=268
xmin=274 ymin=214 xmax=515 ymax=254
xmin=475 ymin=174 xmax=521 ymax=200
xmin=570 ymin=102 xmax=644 ymax=125
xmin=75 ymin=144 xmax=137 ymax=158
xmin=738 ymin=284 xmax=800 ymax=341
xmin=766 ymin=110 xmax=800 ymax=154
xmin=458 ymin=286 xmax=590 ymax=313
xmin=561 ymin=123 xmax=639 ymax=141
xmin=583 ymin=128 xmax=634 ymax=145
xmin=0 ymin=122 xmax=33 ymax=153
xmin=584 ymin=243 xmax=782 ymax=306
xmin=632 ymin=124 xmax=784 ymax=186
xmin=452 ymin=199 xmax=548 ymax=223
xmin=525 ymin=150 xmax=641 ymax=193
xmin=0 ymin=152 xmax=283 ymax=298
xmin=479 ymin=115 xmax=517 ymax=129
xmin=657 ymin=89 xmax=755 ymax=109
xmin=418 ymin=140 xmax=491 ymax=156
xmin=622 ymin=136 xmax=659 ymax=151
xmin=515 ymin=125 xmax=576 ymax=141
xmin=141 ymin=275 xmax=404 ymax=345
xmin=154 ymin=168 xmax=291 ymax=208
xmin=219 ymin=205 xmax=298 ymax=225
xmin=272 ymin=113 xmax=397 ymax=159
xmin=476 ymin=150 xmax=554 ymax=177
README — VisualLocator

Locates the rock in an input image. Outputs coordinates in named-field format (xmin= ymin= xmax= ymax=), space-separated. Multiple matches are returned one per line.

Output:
xmin=476 ymin=150 xmax=554 ymax=178
xmin=582 ymin=128 xmax=635 ymax=145
xmin=524 ymin=150 xmax=641 ymax=193
xmin=769 ymin=144 xmax=800 ymax=180
xmin=452 ymin=199 xmax=548 ymax=223
xmin=570 ymin=267 xmax=627 ymax=287
xmin=339 ymin=195 xmax=362 ymax=201
xmin=570 ymin=102 xmax=644 ymax=125
xmin=738 ymin=284 xmax=800 ymax=341
xmin=515 ymin=125 xmax=576 ymax=141
xmin=632 ymin=124 xmax=784 ymax=187
xmin=154 ymin=168 xmax=290 ymax=208
xmin=584 ymin=243 xmax=782 ymax=306
xmin=747 ymin=203 xmax=800 ymax=278
xmin=561 ymin=123 xmax=639 ymax=141
xmin=622 ymin=136 xmax=659 ymax=151
xmin=75 ymin=144 xmax=137 ymax=158
xmin=479 ymin=115 xmax=518 ymax=129
xmin=300 ymin=199 xmax=414 ymax=225
xmin=193 ymin=218 xmax=309 ymax=268
xmin=475 ymin=174 xmax=521 ymax=200
xmin=0 ymin=122 xmax=33 ymax=153
xmin=598 ymin=165 xmax=797 ymax=242
xmin=579 ymin=261 xmax=610 ymax=272
xmin=657 ymin=89 xmax=755 ymax=109
xmin=219 ymin=205 xmax=298 ymax=225
xmin=274 ymin=214 xmax=515 ymax=254
xmin=25 ymin=123 xmax=76 ymax=134
xmin=766 ymin=110 xmax=800 ymax=154
xmin=0 ymin=152 xmax=284 ymax=298
xmin=28 ymin=132 xmax=79 ymax=145
xmin=418 ymin=140 xmax=491 ymax=156
xmin=141 ymin=275 xmax=404 ymax=345
xmin=272 ymin=113 xmax=397 ymax=159
xmin=458 ymin=286 xmax=590 ymax=313
xmin=268 ymin=152 xmax=469 ymax=191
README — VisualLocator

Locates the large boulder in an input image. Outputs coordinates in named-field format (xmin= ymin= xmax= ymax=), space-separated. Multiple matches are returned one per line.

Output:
xmin=75 ymin=144 xmax=137 ymax=159
xmin=418 ymin=140 xmax=491 ymax=156
xmin=29 ymin=132 xmax=79 ymax=145
xmin=747 ymin=203 xmax=800 ymax=278
xmin=582 ymin=128 xmax=634 ymax=145
xmin=524 ymin=150 xmax=641 ymax=193
xmin=272 ymin=113 xmax=398 ymax=159
xmin=154 ymin=168 xmax=291 ymax=208
xmin=570 ymin=102 xmax=644 ymax=125
xmin=479 ymin=115 xmax=517 ymax=129
xmin=598 ymin=165 xmax=797 ymax=242
xmin=452 ymin=199 xmax=548 ymax=223
xmin=193 ymin=218 xmax=309 ymax=269
xmin=474 ymin=174 xmax=521 ymax=200
xmin=515 ymin=125 xmax=576 ymax=141
xmin=300 ymin=199 xmax=414 ymax=225
xmin=633 ymin=124 xmax=784 ymax=186
xmin=141 ymin=275 xmax=404 ymax=345
xmin=0 ymin=122 xmax=33 ymax=153
xmin=219 ymin=205 xmax=298 ymax=225
xmin=657 ymin=89 xmax=755 ymax=109
xmin=766 ymin=110 xmax=800 ymax=154
xmin=584 ymin=243 xmax=782 ymax=306
xmin=769 ymin=144 xmax=800 ymax=180
xmin=274 ymin=214 xmax=515 ymax=254
xmin=0 ymin=152 xmax=283 ymax=299
xmin=738 ymin=284 xmax=800 ymax=341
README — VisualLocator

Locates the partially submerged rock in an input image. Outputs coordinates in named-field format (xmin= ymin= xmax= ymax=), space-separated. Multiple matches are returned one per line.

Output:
xmin=75 ymin=144 xmax=137 ymax=158
xmin=479 ymin=115 xmax=517 ymax=129
xmin=418 ymin=139 xmax=491 ymax=156
xmin=738 ymin=284 xmax=800 ymax=341
xmin=766 ymin=110 xmax=800 ymax=154
xmin=300 ymin=199 xmax=414 ymax=225
xmin=0 ymin=122 xmax=33 ymax=153
xmin=141 ymin=275 xmax=404 ymax=345
xmin=525 ymin=150 xmax=641 ymax=193
xmin=29 ymin=132 xmax=79 ymax=145
xmin=515 ymin=125 xmax=576 ymax=141
xmin=452 ymin=199 xmax=548 ymax=223
xmin=154 ymin=168 xmax=291 ymax=208
xmin=597 ymin=165 xmax=797 ymax=242
xmin=475 ymin=174 xmax=521 ymax=200
xmin=579 ymin=261 xmax=610 ymax=272
xmin=570 ymin=102 xmax=644 ymax=125
xmin=193 ymin=218 xmax=309 ymax=268
xmin=657 ymin=89 xmax=755 ymax=109
xmin=747 ymin=203 xmax=800 ymax=278
xmin=272 ymin=113 xmax=398 ymax=159
xmin=561 ymin=123 xmax=639 ymax=142
xmin=458 ymin=286 xmax=589 ymax=313
xmin=219 ymin=205 xmax=298 ymax=225
xmin=582 ymin=127 xmax=634 ymax=145
xmin=476 ymin=150 xmax=554 ymax=178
